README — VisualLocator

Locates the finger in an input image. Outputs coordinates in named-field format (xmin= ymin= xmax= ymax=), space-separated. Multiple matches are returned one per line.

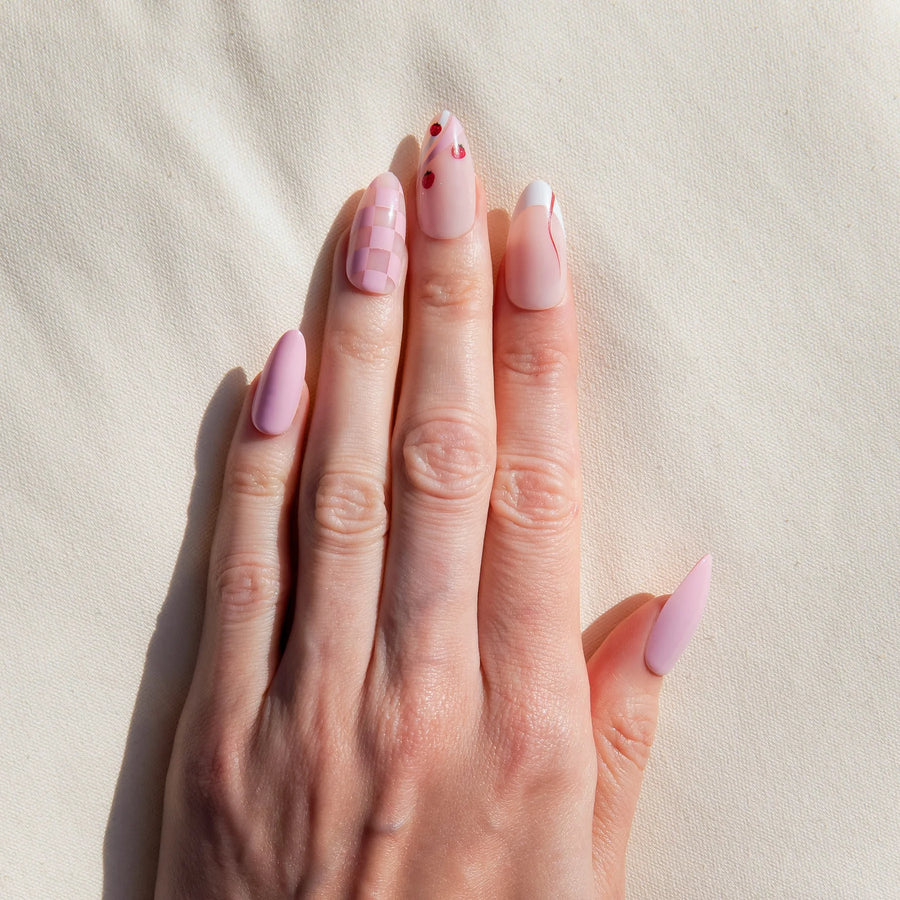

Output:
xmin=590 ymin=556 xmax=711 ymax=895
xmin=278 ymin=173 xmax=407 ymax=694
xmin=378 ymin=111 xmax=495 ymax=678
xmin=198 ymin=330 xmax=308 ymax=718
xmin=582 ymin=593 xmax=655 ymax=661
xmin=478 ymin=181 xmax=581 ymax=687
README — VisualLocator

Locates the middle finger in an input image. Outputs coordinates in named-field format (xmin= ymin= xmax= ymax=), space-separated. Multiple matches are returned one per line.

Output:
xmin=378 ymin=111 xmax=495 ymax=679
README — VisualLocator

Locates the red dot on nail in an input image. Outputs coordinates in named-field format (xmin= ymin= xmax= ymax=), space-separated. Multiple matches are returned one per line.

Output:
xmin=430 ymin=123 xmax=442 ymax=136
xmin=422 ymin=170 xmax=435 ymax=189
xmin=451 ymin=144 xmax=466 ymax=159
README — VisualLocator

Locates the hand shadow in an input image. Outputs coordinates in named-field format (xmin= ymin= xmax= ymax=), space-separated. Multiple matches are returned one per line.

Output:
xmin=101 ymin=139 xmax=420 ymax=899
xmin=101 ymin=366 xmax=244 ymax=900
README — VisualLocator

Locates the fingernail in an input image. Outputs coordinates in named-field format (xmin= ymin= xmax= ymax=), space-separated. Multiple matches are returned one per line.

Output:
xmin=346 ymin=172 xmax=407 ymax=294
xmin=644 ymin=554 xmax=712 ymax=676
xmin=416 ymin=109 xmax=476 ymax=239
xmin=251 ymin=329 xmax=307 ymax=436
xmin=504 ymin=180 xmax=567 ymax=310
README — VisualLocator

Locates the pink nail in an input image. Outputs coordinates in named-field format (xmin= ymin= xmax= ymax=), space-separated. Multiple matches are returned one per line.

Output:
xmin=251 ymin=330 xmax=306 ymax=436
xmin=644 ymin=555 xmax=712 ymax=676
xmin=346 ymin=172 xmax=407 ymax=295
xmin=416 ymin=110 xmax=476 ymax=239
xmin=504 ymin=180 xmax=567 ymax=310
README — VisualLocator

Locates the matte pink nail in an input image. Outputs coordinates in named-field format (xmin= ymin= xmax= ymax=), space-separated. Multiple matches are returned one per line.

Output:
xmin=644 ymin=554 xmax=712 ymax=676
xmin=504 ymin=180 xmax=567 ymax=310
xmin=251 ymin=329 xmax=306 ymax=436
xmin=416 ymin=109 xmax=476 ymax=239
xmin=346 ymin=172 xmax=407 ymax=294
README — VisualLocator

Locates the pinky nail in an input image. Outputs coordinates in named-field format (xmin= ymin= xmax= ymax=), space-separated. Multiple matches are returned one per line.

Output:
xmin=346 ymin=172 xmax=407 ymax=294
xmin=504 ymin=180 xmax=567 ymax=310
xmin=644 ymin=554 xmax=712 ymax=676
xmin=251 ymin=330 xmax=307 ymax=436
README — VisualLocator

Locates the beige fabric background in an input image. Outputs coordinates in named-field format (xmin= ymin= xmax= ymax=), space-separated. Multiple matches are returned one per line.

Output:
xmin=1 ymin=1 xmax=898 ymax=897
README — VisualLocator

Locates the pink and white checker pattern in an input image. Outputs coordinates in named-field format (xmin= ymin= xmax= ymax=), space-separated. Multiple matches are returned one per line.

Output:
xmin=346 ymin=173 xmax=407 ymax=294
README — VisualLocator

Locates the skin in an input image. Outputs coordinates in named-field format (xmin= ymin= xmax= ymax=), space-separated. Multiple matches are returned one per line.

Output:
xmin=155 ymin=175 xmax=670 ymax=898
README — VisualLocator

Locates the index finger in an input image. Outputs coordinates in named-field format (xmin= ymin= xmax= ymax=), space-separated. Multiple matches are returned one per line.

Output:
xmin=477 ymin=181 xmax=582 ymax=686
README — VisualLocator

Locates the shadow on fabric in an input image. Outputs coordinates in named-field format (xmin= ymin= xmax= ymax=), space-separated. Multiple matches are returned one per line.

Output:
xmin=101 ymin=367 xmax=244 ymax=899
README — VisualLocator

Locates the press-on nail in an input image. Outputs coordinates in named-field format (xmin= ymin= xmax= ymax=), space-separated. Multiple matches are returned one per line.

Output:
xmin=504 ymin=180 xmax=567 ymax=310
xmin=346 ymin=172 xmax=406 ymax=294
xmin=416 ymin=110 xmax=476 ymax=239
xmin=251 ymin=330 xmax=306 ymax=436
xmin=644 ymin=554 xmax=712 ymax=676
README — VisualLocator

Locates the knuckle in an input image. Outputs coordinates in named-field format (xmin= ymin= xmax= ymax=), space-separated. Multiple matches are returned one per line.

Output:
xmin=213 ymin=554 xmax=282 ymax=619
xmin=490 ymin=457 xmax=580 ymax=532
xmin=178 ymin=728 xmax=245 ymax=820
xmin=497 ymin=341 xmax=571 ymax=382
xmin=496 ymin=690 xmax=590 ymax=785
xmin=397 ymin=416 xmax=495 ymax=503
xmin=328 ymin=324 xmax=394 ymax=367
xmin=594 ymin=705 xmax=657 ymax=778
xmin=417 ymin=271 xmax=484 ymax=311
xmin=307 ymin=467 xmax=388 ymax=549
xmin=391 ymin=706 xmax=444 ymax=773
xmin=370 ymin=677 xmax=464 ymax=778
xmin=225 ymin=458 xmax=287 ymax=500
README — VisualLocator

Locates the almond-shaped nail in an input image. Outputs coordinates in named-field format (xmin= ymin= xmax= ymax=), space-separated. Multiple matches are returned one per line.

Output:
xmin=251 ymin=329 xmax=306 ymax=436
xmin=504 ymin=180 xmax=567 ymax=310
xmin=416 ymin=109 xmax=476 ymax=239
xmin=346 ymin=172 xmax=407 ymax=294
xmin=644 ymin=554 xmax=712 ymax=676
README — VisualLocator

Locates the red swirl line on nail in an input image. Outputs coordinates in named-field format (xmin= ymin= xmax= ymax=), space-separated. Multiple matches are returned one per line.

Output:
xmin=548 ymin=192 xmax=561 ymax=273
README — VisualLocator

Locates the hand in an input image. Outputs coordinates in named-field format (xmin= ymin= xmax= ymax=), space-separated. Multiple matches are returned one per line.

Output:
xmin=155 ymin=110 xmax=710 ymax=898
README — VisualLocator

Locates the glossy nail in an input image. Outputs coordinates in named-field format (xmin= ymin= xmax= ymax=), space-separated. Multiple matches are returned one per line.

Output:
xmin=251 ymin=329 xmax=306 ymax=436
xmin=644 ymin=554 xmax=712 ymax=676
xmin=416 ymin=109 xmax=476 ymax=239
xmin=504 ymin=180 xmax=567 ymax=310
xmin=346 ymin=172 xmax=407 ymax=294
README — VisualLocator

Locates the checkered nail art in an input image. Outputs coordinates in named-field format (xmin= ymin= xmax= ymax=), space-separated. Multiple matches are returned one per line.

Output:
xmin=346 ymin=172 xmax=407 ymax=294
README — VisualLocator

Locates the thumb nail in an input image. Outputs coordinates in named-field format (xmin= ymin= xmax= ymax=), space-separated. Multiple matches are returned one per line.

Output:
xmin=644 ymin=554 xmax=712 ymax=676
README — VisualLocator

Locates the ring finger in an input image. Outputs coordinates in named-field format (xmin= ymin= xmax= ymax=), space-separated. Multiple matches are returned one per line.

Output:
xmin=278 ymin=172 xmax=407 ymax=695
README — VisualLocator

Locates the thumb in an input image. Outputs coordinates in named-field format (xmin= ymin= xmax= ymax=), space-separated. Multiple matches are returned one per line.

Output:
xmin=588 ymin=555 xmax=711 ymax=896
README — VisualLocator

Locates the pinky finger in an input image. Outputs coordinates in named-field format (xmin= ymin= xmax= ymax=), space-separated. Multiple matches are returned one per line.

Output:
xmin=194 ymin=330 xmax=308 ymax=720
